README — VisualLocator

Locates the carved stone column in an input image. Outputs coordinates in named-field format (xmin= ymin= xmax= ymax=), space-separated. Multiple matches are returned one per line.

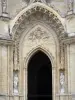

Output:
xmin=52 ymin=67 xmax=56 ymax=100
xmin=14 ymin=45 xmax=18 ymax=70
xmin=60 ymin=43 xmax=65 ymax=69
xmin=7 ymin=46 xmax=13 ymax=96
xmin=13 ymin=40 xmax=19 ymax=70
xmin=24 ymin=67 xmax=27 ymax=100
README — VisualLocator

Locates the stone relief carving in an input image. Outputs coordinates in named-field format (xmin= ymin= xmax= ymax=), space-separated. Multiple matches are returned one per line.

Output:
xmin=28 ymin=27 xmax=50 ymax=41
xmin=13 ymin=6 xmax=65 ymax=40
xmin=60 ymin=70 xmax=65 ymax=93
xmin=12 ymin=5 xmax=66 ymax=69
xmin=1 ymin=0 xmax=7 ymax=13
xmin=13 ymin=71 xmax=19 ymax=95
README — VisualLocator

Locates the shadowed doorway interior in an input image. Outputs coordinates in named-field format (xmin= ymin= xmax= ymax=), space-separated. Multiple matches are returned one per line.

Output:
xmin=28 ymin=50 xmax=52 ymax=100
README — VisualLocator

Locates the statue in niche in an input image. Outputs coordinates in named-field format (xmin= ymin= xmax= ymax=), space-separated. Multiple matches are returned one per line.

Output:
xmin=2 ymin=0 xmax=7 ymax=13
xmin=60 ymin=72 xmax=65 ymax=93
xmin=68 ymin=0 xmax=73 ymax=12
xmin=13 ymin=73 xmax=19 ymax=94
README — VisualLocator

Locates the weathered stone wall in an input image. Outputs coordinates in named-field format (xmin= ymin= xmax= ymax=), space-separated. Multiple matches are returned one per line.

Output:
xmin=0 ymin=1 xmax=75 ymax=100
xmin=67 ymin=44 xmax=75 ymax=93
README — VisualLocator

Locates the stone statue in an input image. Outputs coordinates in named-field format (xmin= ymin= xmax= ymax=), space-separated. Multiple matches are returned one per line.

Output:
xmin=2 ymin=0 xmax=7 ymax=13
xmin=13 ymin=73 xmax=18 ymax=94
xmin=68 ymin=0 xmax=73 ymax=12
xmin=60 ymin=72 xmax=65 ymax=93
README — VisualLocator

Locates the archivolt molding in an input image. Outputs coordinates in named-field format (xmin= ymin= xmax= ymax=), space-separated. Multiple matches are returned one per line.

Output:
xmin=10 ymin=2 xmax=65 ymax=29
xmin=12 ymin=5 xmax=66 ymax=41
xmin=11 ymin=3 xmax=67 ymax=69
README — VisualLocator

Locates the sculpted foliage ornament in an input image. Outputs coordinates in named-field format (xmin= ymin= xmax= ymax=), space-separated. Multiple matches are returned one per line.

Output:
xmin=12 ymin=5 xmax=66 ymax=69
xmin=13 ymin=6 xmax=66 ymax=41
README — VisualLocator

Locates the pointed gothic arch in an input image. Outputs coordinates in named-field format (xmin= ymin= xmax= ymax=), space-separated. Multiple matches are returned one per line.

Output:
xmin=24 ymin=47 xmax=55 ymax=100
xmin=27 ymin=50 xmax=52 ymax=100
xmin=11 ymin=2 xmax=66 ymax=40
xmin=24 ymin=46 xmax=55 ymax=69
xmin=11 ymin=3 xmax=66 ymax=100
xmin=11 ymin=3 xmax=66 ymax=65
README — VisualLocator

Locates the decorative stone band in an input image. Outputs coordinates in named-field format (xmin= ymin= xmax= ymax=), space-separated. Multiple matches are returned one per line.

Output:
xmin=0 ymin=0 xmax=10 ymax=19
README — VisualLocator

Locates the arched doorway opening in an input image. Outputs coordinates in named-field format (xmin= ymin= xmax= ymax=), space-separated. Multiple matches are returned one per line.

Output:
xmin=28 ymin=50 xmax=52 ymax=100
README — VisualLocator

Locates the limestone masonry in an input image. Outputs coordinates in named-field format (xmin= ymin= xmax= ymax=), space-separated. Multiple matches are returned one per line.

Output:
xmin=0 ymin=0 xmax=75 ymax=100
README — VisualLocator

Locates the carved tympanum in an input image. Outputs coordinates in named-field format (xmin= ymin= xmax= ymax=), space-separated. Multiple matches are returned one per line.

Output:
xmin=12 ymin=5 xmax=66 ymax=69
xmin=28 ymin=27 xmax=49 ymax=41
